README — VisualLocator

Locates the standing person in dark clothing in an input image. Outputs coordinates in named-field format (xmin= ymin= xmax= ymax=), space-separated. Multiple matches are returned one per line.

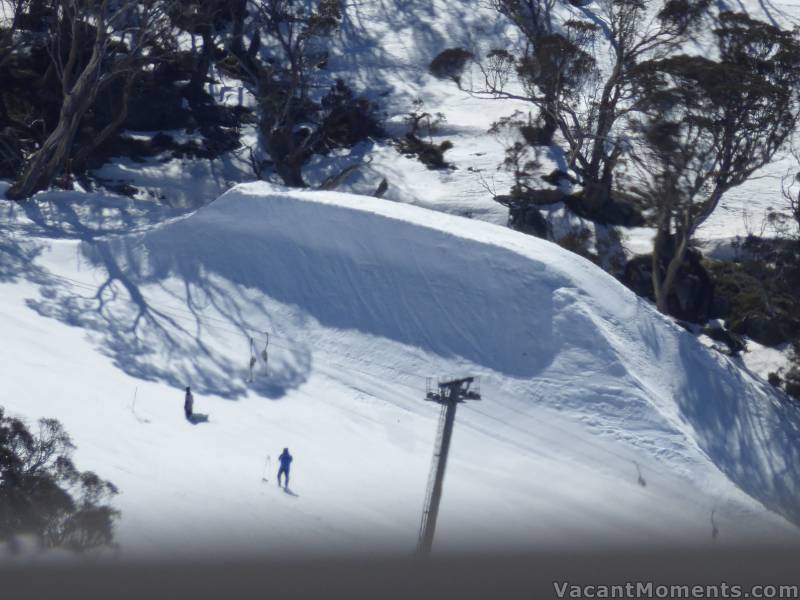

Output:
xmin=184 ymin=387 xmax=194 ymax=420
xmin=277 ymin=448 xmax=293 ymax=489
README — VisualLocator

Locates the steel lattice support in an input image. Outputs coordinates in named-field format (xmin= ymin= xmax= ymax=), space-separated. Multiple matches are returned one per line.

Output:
xmin=417 ymin=377 xmax=480 ymax=556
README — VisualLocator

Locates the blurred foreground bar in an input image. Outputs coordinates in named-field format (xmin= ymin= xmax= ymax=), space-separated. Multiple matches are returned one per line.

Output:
xmin=3 ymin=546 xmax=800 ymax=600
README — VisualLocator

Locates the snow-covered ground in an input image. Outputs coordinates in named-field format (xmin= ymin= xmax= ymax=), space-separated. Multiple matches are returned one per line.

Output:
xmin=79 ymin=0 xmax=800 ymax=244
xmin=1 ymin=182 xmax=799 ymax=560
xmin=2 ymin=0 xmax=800 ymax=562
xmin=318 ymin=0 xmax=800 ymax=242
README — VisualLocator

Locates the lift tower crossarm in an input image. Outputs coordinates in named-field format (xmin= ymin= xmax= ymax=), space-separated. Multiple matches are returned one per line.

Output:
xmin=417 ymin=376 xmax=481 ymax=556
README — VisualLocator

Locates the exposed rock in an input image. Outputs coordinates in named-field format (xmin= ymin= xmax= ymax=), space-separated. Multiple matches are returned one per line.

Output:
xmin=785 ymin=368 xmax=800 ymax=400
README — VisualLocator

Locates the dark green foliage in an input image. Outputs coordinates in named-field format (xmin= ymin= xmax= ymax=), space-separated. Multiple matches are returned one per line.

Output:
xmin=0 ymin=1 xmax=256 ymax=193
xmin=556 ymin=227 xmax=595 ymax=261
xmin=785 ymin=365 xmax=800 ymax=400
xmin=489 ymin=0 xmax=711 ymax=214
xmin=397 ymin=137 xmax=453 ymax=170
xmin=319 ymin=80 xmax=382 ymax=150
xmin=633 ymin=13 xmax=800 ymax=196
xmin=2 ymin=1 xmax=183 ymax=199
xmin=0 ymin=407 xmax=119 ymax=553
xmin=166 ymin=0 xmax=233 ymax=35
xmin=505 ymin=203 xmax=550 ymax=238
xmin=541 ymin=169 xmax=576 ymax=187
xmin=234 ymin=0 xmax=381 ymax=187
xmin=563 ymin=191 xmax=645 ymax=227
xmin=429 ymin=48 xmax=474 ymax=83
xmin=623 ymin=249 xmax=715 ymax=323
xmin=658 ymin=0 xmax=713 ymax=29
xmin=630 ymin=12 xmax=800 ymax=316
xmin=784 ymin=157 xmax=800 ymax=235
xmin=518 ymin=30 xmax=596 ymax=102
xmin=124 ymin=75 xmax=193 ymax=132
xmin=706 ymin=238 xmax=800 ymax=347
xmin=0 ymin=28 xmax=58 ymax=180
xmin=702 ymin=324 xmax=746 ymax=356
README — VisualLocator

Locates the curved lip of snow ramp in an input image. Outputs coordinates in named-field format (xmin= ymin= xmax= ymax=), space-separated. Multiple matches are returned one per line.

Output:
xmin=201 ymin=183 xmax=800 ymax=530
xmin=17 ymin=180 xmax=800 ymax=532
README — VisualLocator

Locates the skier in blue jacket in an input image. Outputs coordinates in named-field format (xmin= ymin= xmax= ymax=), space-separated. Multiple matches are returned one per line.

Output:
xmin=277 ymin=448 xmax=293 ymax=489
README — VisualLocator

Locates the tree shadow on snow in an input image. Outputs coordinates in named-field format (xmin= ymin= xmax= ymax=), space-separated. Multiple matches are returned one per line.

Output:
xmin=675 ymin=333 xmax=800 ymax=527
xmin=14 ymin=196 xmax=311 ymax=401
xmin=0 ymin=197 xmax=53 ymax=286
xmin=123 ymin=193 xmax=562 ymax=378
xmin=333 ymin=0 xmax=519 ymax=107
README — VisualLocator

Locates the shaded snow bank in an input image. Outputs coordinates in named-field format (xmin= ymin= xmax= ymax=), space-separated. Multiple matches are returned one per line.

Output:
xmin=138 ymin=183 xmax=800 ymax=526
xmin=2 ymin=182 xmax=799 ymax=557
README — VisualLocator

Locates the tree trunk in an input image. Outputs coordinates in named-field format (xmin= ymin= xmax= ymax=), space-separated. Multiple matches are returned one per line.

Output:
xmin=186 ymin=28 xmax=213 ymax=102
xmin=582 ymin=57 xmax=623 ymax=210
xmin=72 ymin=73 xmax=137 ymax=173
xmin=6 ymin=35 xmax=105 ymax=200
xmin=7 ymin=97 xmax=87 ymax=199
xmin=653 ymin=226 xmax=690 ymax=315
xmin=229 ymin=0 xmax=247 ymax=57
xmin=274 ymin=159 xmax=306 ymax=188
xmin=582 ymin=178 xmax=612 ymax=211
xmin=651 ymin=225 xmax=669 ymax=313
xmin=536 ymin=93 xmax=558 ymax=146
xmin=11 ymin=0 xmax=24 ymax=30
xmin=267 ymin=121 xmax=308 ymax=187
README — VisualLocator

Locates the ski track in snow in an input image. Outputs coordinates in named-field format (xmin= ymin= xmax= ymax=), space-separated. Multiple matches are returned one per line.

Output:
xmin=2 ymin=0 xmax=800 ymax=560
xmin=1 ymin=182 xmax=800 ymax=561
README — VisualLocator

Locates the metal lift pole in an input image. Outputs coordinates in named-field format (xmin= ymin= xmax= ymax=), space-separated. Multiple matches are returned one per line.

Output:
xmin=417 ymin=377 xmax=480 ymax=556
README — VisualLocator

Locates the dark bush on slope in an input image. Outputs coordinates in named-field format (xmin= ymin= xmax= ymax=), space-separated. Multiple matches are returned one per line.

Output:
xmin=397 ymin=100 xmax=454 ymax=170
xmin=0 ymin=1 xmax=253 ymax=198
xmin=623 ymin=249 xmax=714 ymax=324
xmin=429 ymin=48 xmax=473 ymax=83
xmin=0 ymin=407 xmax=119 ymax=553
xmin=227 ymin=1 xmax=384 ymax=187
xmin=707 ymin=238 xmax=800 ymax=347
xmin=785 ymin=364 xmax=800 ymax=400
xmin=318 ymin=80 xmax=383 ymax=151
xmin=703 ymin=237 xmax=800 ymax=401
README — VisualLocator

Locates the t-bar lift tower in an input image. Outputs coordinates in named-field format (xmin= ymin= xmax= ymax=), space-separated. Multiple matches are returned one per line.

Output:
xmin=417 ymin=376 xmax=481 ymax=556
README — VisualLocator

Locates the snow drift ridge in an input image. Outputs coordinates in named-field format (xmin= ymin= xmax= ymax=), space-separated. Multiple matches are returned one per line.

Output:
xmin=117 ymin=182 xmax=800 ymax=528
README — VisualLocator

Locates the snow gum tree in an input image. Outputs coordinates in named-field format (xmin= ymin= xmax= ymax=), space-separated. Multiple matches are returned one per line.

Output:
xmin=784 ymin=145 xmax=800 ymax=237
xmin=0 ymin=406 xmax=119 ymax=553
xmin=630 ymin=12 xmax=800 ymax=315
xmin=233 ymin=0 xmax=368 ymax=188
xmin=480 ymin=0 xmax=710 ymax=213
xmin=5 ymin=0 xmax=171 ymax=201
xmin=167 ymin=0 xmax=232 ymax=104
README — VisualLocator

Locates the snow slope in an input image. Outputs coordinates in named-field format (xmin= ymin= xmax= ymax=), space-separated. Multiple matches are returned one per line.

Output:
xmin=75 ymin=0 xmax=800 ymax=251
xmin=317 ymin=0 xmax=800 ymax=240
xmin=1 ymin=182 xmax=800 ymax=559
